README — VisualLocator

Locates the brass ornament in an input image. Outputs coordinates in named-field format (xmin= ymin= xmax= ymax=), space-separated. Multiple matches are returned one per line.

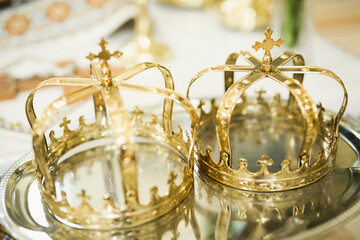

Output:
xmin=25 ymin=39 xmax=199 ymax=229
xmin=187 ymin=27 xmax=348 ymax=191
xmin=122 ymin=0 xmax=171 ymax=64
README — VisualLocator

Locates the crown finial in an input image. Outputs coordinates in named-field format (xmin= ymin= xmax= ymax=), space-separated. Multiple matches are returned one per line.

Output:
xmin=87 ymin=38 xmax=123 ymax=86
xmin=252 ymin=27 xmax=284 ymax=72
xmin=87 ymin=38 xmax=123 ymax=63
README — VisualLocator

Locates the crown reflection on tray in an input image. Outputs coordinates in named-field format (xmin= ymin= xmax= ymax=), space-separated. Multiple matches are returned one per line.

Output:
xmin=195 ymin=168 xmax=335 ymax=239
xmin=25 ymin=39 xmax=199 ymax=229
xmin=187 ymin=27 xmax=348 ymax=192
xmin=47 ymin=188 xmax=200 ymax=239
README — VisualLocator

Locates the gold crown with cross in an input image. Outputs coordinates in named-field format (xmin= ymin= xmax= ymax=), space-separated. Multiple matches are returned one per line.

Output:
xmin=25 ymin=38 xmax=199 ymax=229
xmin=187 ymin=27 xmax=348 ymax=192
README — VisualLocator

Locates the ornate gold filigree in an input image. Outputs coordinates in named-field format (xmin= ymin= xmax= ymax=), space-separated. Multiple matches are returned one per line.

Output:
xmin=25 ymin=39 xmax=199 ymax=229
xmin=187 ymin=27 xmax=348 ymax=191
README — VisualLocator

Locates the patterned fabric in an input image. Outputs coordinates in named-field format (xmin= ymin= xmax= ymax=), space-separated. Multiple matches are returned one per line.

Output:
xmin=0 ymin=0 xmax=128 ymax=49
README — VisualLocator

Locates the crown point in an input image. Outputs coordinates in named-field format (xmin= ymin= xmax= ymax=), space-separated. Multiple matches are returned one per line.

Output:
xmin=317 ymin=102 xmax=325 ymax=112
xmin=168 ymin=171 xmax=177 ymax=184
xmin=168 ymin=172 xmax=178 ymax=194
xmin=198 ymin=100 xmax=205 ymax=109
xmin=205 ymin=145 xmax=212 ymax=155
xmin=257 ymin=155 xmax=274 ymax=167
xmin=238 ymin=158 xmax=248 ymax=168
xmin=256 ymin=88 xmax=266 ymax=100
xmin=77 ymin=189 xmax=91 ymax=205
xmin=149 ymin=186 xmax=160 ymax=204
xmin=59 ymin=117 xmax=71 ymax=130
xmin=131 ymin=106 xmax=144 ymax=117
xmin=150 ymin=186 xmax=158 ymax=194
xmin=103 ymin=194 xmax=117 ymax=209
xmin=60 ymin=190 xmax=69 ymax=205
xmin=281 ymin=159 xmax=291 ymax=169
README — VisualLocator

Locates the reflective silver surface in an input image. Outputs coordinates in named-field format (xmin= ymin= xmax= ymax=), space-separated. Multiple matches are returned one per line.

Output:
xmin=1 ymin=118 xmax=360 ymax=239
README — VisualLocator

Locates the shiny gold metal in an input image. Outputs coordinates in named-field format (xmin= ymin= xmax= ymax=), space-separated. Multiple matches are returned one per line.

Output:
xmin=25 ymin=39 xmax=199 ymax=229
xmin=122 ymin=0 xmax=171 ymax=64
xmin=195 ymin=166 xmax=337 ymax=239
xmin=86 ymin=38 xmax=123 ymax=87
xmin=156 ymin=0 xmax=206 ymax=8
xmin=2 ymin=117 xmax=360 ymax=239
xmin=48 ymin=189 xmax=201 ymax=240
xmin=0 ymin=152 xmax=202 ymax=239
xmin=216 ymin=0 xmax=273 ymax=31
xmin=187 ymin=27 xmax=348 ymax=191
xmin=252 ymin=27 xmax=284 ymax=72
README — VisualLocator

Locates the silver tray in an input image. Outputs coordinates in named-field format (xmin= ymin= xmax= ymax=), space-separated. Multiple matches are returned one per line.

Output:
xmin=1 ymin=116 xmax=360 ymax=240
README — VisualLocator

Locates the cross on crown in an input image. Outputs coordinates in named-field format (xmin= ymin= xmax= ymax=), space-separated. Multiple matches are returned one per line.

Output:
xmin=87 ymin=38 xmax=123 ymax=86
xmin=257 ymin=155 xmax=274 ymax=168
xmin=167 ymin=171 xmax=177 ymax=185
xmin=131 ymin=106 xmax=144 ymax=117
xmin=255 ymin=88 xmax=266 ymax=100
xmin=59 ymin=117 xmax=70 ymax=131
xmin=252 ymin=27 xmax=284 ymax=72
xmin=87 ymin=38 xmax=123 ymax=63
xmin=252 ymin=27 xmax=284 ymax=52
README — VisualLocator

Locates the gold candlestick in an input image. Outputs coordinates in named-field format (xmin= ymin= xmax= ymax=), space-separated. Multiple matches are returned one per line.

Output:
xmin=122 ymin=0 xmax=171 ymax=65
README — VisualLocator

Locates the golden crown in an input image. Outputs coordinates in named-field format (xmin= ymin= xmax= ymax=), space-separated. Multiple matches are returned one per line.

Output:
xmin=187 ymin=27 xmax=348 ymax=192
xmin=25 ymin=39 xmax=199 ymax=229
